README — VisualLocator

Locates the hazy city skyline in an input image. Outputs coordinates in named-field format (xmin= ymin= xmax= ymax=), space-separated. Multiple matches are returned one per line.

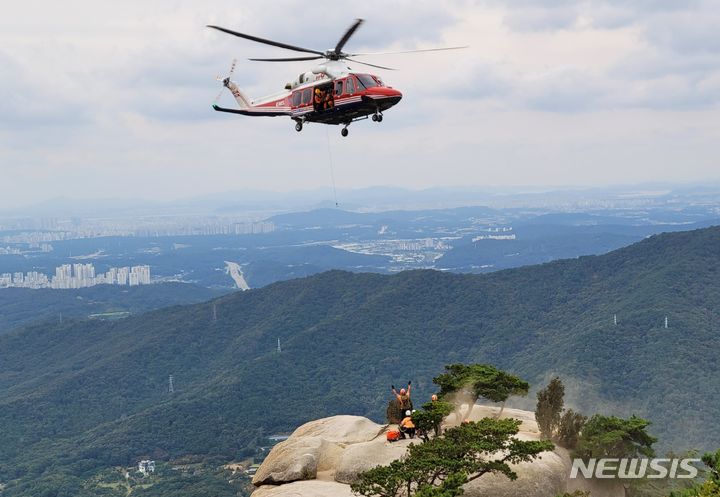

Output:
xmin=0 ymin=263 xmax=151 ymax=289
xmin=1 ymin=0 xmax=719 ymax=209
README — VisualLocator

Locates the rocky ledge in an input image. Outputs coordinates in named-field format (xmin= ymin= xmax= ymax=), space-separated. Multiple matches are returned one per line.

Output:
xmin=251 ymin=405 xmax=625 ymax=497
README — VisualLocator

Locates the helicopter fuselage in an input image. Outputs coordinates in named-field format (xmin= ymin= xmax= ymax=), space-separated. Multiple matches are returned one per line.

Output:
xmin=213 ymin=68 xmax=402 ymax=135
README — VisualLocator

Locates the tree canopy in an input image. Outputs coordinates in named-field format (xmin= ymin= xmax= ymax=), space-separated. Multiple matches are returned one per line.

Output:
xmin=575 ymin=414 xmax=657 ymax=459
xmin=434 ymin=364 xmax=530 ymax=404
xmin=412 ymin=400 xmax=454 ymax=441
xmin=536 ymin=377 xmax=565 ymax=439
xmin=351 ymin=418 xmax=554 ymax=497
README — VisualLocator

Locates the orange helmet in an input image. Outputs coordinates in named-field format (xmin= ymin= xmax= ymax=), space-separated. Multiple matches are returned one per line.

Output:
xmin=400 ymin=388 xmax=406 ymax=395
xmin=431 ymin=394 xmax=438 ymax=401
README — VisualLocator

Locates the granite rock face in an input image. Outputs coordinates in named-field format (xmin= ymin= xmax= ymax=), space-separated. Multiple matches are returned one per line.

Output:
xmin=253 ymin=480 xmax=356 ymax=497
xmin=252 ymin=406 xmax=624 ymax=497
xmin=252 ymin=415 xmax=385 ymax=486
xmin=335 ymin=436 xmax=414 ymax=484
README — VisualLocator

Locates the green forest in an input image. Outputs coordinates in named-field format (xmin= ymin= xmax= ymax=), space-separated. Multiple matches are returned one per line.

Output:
xmin=0 ymin=282 xmax=227 ymax=334
xmin=0 ymin=226 xmax=718 ymax=495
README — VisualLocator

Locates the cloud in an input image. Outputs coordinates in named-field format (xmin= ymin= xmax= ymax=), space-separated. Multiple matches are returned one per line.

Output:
xmin=0 ymin=50 xmax=91 ymax=128
xmin=642 ymin=9 xmax=720 ymax=55
xmin=0 ymin=0 xmax=719 ymax=208
xmin=519 ymin=68 xmax=613 ymax=112
xmin=502 ymin=6 xmax=581 ymax=32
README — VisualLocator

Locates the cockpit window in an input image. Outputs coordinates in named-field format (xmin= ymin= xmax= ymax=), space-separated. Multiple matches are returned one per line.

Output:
xmin=356 ymin=74 xmax=380 ymax=89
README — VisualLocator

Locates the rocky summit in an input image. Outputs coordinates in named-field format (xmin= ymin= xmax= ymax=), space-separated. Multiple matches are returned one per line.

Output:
xmin=251 ymin=405 xmax=626 ymax=497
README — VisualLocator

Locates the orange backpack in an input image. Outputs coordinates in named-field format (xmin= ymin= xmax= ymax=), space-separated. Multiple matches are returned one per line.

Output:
xmin=386 ymin=430 xmax=401 ymax=442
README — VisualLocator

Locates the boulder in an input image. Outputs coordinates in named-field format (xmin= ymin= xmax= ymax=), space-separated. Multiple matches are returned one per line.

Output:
xmin=253 ymin=480 xmax=356 ymax=497
xmin=335 ymin=436 xmax=415 ymax=484
xmin=435 ymin=405 xmax=567 ymax=497
xmin=290 ymin=415 xmax=386 ymax=444
xmin=462 ymin=450 xmax=567 ymax=497
xmin=468 ymin=406 xmax=541 ymax=435
xmin=253 ymin=416 xmax=384 ymax=486
xmin=252 ymin=436 xmax=327 ymax=485
xmin=445 ymin=405 xmax=541 ymax=436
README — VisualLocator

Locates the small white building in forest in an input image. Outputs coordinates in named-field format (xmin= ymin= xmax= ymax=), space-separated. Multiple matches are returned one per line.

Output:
xmin=138 ymin=460 xmax=155 ymax=475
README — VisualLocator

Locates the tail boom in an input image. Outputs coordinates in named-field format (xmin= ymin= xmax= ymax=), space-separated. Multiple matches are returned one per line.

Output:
xmin=215 ymin=79 xmax=291 ymax=117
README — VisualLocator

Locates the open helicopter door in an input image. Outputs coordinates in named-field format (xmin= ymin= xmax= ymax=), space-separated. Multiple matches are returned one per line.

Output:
xmin=312 ymin=82 xmax=335 ymax=113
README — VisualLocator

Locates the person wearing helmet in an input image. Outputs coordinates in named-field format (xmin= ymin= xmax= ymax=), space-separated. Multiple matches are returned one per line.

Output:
xmin=391 ymin=381 xmax=412 ymax=412
xmin=431 ymin=394 xmax=438 ymax=402
xmin=399 ymin=410 xmax=416 ymax=439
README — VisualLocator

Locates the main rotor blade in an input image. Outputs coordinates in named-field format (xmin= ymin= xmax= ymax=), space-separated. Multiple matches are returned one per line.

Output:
xmin=350 ymin=46 xmax=469 ymax=56
xmin=335 ymin=18 xmax=364 ymax=55
xmin=345 ymin=58 xmax=396 ymax=71
xmin=207 ymin=25 xmax=324 ymax=55
xmin=248 ymin=56 xmax=326 ymax=62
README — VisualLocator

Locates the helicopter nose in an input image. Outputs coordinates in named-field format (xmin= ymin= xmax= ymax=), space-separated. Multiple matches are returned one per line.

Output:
xmin=368 ymin=86 xmax=402 ymax=106
xmin=371 ymin=86 xmax=402 ymax=97
xmin=387 ymin=88 xmax=402 ymax=101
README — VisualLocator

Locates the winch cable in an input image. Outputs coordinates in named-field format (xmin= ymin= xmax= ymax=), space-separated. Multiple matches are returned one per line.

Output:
xmin=324 ymin=126 xmax=340 ymax=207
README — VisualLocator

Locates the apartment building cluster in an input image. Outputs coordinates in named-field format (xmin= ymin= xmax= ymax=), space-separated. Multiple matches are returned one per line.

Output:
xmin=0 ymin=263 xmax=151 ymax=290
xmin=133 ymin=221 xmax=276 ymax=237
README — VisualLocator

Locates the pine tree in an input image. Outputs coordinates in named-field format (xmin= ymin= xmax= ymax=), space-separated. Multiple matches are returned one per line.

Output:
xmin=535 ymin=377 xmax=565 ymax=439
xmin=557 ymin=409 xmax=587 ymax=449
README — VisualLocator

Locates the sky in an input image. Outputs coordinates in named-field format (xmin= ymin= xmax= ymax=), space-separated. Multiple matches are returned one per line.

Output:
xmin=1 ymin=0 xmax=719 ymax=209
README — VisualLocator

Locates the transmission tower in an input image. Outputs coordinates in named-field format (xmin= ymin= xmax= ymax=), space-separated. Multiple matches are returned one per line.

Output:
xmin=277 ymin=338 xmax=282 ymax=354
xmin=168 ymin=374 xmax=174 ymax=394
xmin=212 ymin=303 xmax=217 ymax=322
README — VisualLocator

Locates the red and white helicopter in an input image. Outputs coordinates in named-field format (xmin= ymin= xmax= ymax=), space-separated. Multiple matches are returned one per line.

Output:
xmin=208 ymin=19 xmax=466 ymax=136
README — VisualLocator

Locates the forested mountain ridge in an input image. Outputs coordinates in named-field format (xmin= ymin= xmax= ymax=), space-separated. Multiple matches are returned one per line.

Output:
xmin=0 ymin=226 xmax=718 ymax=496
xmin=0 ymin=282 xmax=228 ymax=334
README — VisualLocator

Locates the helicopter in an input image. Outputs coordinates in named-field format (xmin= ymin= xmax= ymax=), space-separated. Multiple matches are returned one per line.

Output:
xmin=208 ymin=19 xmax=466 ymax=136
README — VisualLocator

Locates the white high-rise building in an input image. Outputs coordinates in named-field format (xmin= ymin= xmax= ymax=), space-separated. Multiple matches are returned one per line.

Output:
xmin=72 ymin=263 xmax=95 ymax=285
xmin=131 ymin=265 xmax=151 ymax=285
xmin=117 ymin=267 xmax=129 ymax=285
xmin=56 ymin=264 xmax=72 ymax=281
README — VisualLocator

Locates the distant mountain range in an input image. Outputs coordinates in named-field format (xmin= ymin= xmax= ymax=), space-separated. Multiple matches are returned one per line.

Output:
xmin=3 ymin=182 xmax=720 ymax=217
xmin=1 ymin=225 xmax=719 ymax=495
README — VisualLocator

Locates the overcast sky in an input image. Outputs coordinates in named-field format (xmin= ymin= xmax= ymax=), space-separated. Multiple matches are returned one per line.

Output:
xmin=1 ymin=0 xmax=719 ymax=209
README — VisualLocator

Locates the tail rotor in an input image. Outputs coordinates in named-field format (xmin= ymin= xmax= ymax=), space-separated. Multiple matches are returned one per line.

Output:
xmin=213 ymin=58 xmax=238 ymax=104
